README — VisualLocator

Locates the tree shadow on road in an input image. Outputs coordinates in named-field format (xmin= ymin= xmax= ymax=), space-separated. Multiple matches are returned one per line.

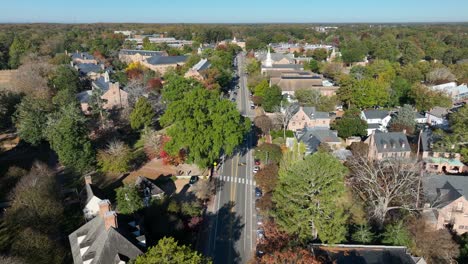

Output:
xmin=201 ymin=201 xmax=244 ymax=264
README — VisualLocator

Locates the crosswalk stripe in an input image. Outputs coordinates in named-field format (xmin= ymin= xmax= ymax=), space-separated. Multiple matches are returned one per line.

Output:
xmin=242 ymin=178 xmax=245 ymax=184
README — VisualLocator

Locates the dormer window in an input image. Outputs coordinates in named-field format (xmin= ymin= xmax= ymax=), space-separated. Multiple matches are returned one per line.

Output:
xmin=383 ymin=144 xmax=387 ymax=149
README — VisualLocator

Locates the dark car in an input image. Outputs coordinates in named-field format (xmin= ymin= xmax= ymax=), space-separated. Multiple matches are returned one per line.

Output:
xmin=255 ymin=187 xmax=262 ymax=198
xmin=231 ymin=98 xmax=236 ymax=102
xmin=189 ymin=176 xmax=199 ymax=185
xmin=254 ymin=159 xmax=261 ymax=165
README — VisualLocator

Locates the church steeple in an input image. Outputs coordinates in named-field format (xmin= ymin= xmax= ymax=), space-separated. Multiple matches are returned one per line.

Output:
xmin=265 ymin=45 xmax=273 ymax=67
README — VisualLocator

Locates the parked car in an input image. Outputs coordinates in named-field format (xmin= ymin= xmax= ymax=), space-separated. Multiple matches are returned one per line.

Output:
xmin=231 ymin=98 xmax=236 ymax=102
xmin=257 ymin=215 xmax=263 ymax=225
xmin=256 ymin=229 xmax=264 ymax=239
xmin=255 ymin=187 xmax=262 ymax=198
xmin=233 ymin=91 xmax=238 ymax=95
xmin=189 ymin=176 xmax=199 ymax=185
xmin=254 ymin=159 xmax=261 ymax=165
xmin=253 ymin=166 xmax=259 ymax=174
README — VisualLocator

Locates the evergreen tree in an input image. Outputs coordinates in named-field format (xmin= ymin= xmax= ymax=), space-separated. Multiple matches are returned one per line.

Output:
xmin=116 ymin=184 xmax=144 ymax=215
xmin=14 ymin=96 xmax=53 ymax=145
xmin=45 ymin=105 xmax=95 ymax=172
xmin=130 ymin=97 xmax=155 ymax=130
xmin=272 ymin=152 xmax=348 ymax=244
xmin=262 ymin=85 xmax=282 ymax=112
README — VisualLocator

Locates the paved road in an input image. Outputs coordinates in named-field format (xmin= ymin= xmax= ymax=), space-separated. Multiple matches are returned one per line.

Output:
xmin=201 ymin=53 xmax=257 ymax=264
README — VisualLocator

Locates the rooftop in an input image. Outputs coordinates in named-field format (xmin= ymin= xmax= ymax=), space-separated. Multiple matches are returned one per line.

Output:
xmin=372 ymin=131 xmax=411 ymax=153
xmin=362 ymin=109 xmax=390 ymax=120
xmin=146 ymin=55 xmax=188 ymax=65
xmin=423 ymin=174 xmax=468 ymax=208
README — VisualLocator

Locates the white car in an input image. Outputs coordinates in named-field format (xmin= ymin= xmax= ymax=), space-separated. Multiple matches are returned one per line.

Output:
xmin=253 ymin=166 xmax=260 ymax=173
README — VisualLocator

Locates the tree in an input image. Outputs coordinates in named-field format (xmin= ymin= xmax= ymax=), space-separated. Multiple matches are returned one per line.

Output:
xmin=50 ymin=65 xmax=80 ymax=94
xmin=409 ymin=83 xmax=451 ymax=111
xmin=274 ymin=104 xmax=295 ymax=141
xmin=374 ymin=40 xmax=399 ymax=62
xmin=14 ymin=96 xmax=53 ymax=145
xmin=135 ymin=237 xmax=211 ymax=264
xmin=254 ymin=115 xmax=273 ymax=136
xmin=399 ymin=40 xmax=423 ymax=65
xmin=116 ymin=184 xmax=144 ymax=215
xmin=389 ymin=104 xmax=417 ymax=134
xmin=426 ymin=67 xmax=456 ymax=84
xmin=407 ymin=218 xmax=459 ymax=264
xmin=341 ymin=39 xmax=367 ymax=64
xmin=97 ymin=140 xmax=133 ymax=173
xmin=11 ymin=228 xmax=65 ymax=264
xmin=190 ymin=179 xmax=216 ymax=201
xmin=312 ymin=48 xmax=328 ymax=61
xmin=162 ymin=73 xmax=204 ymax=103
xmin=332 ymin=108 xmax=367 ymax=138
xmin=255 ymin=164 xmax=279 ymax=193
xmin=381 ymin=221 xmax=412 ymax=247
xmin=389 ymin=77 xmax=412 ymax=106
xmin=272 ymin=152 xmax=348 ymax=243
xmin=0 ymin=255 xmax=25 ymax=264
xmin=347 ymin=156 xmax=420 ymax=227
xmin=259 ymin=248 xmax=320 ymax=264
xmin=307 ymin=59 xmax=320 ymax=72
xmin=45 ymin=105 xmax=95 ymax=172
xmin=0 ymin=91 xmax=21 ymax=130
xmin=263 ymin=85 xmax=282 ymax=112
xmin=130 ymin=97 xmax=155 ymax=130
xmin=322 ymin=62 xmax=343 ymax=79
xmin=398 ymin=64 xmax=424 ymax=85
xmin=160 ymin=87 xmax=250 ymax=168
xmin=254 ymin=79 xmax=269 ymax=97
xmin=255 ymin=143 xmax=282 ymax=165
xmin=8 ymin=36 xmax=29 ymax=69
xmin=246 ymin=59 xmax=261 ymax=75
xmin=351 ymin=224 xmax=375 ymax=244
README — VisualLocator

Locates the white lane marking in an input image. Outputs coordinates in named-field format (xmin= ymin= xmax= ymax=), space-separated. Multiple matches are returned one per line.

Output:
xmin=242 ymin=178 xmax=245 ymax=184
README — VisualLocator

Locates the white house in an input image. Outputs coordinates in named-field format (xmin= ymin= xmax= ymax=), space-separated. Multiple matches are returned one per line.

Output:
xmin=80 ymin=175 xmax=106 ymax=220
xmin=430 ymin=82 xmax=468 ymax=102
xmin=426 ymin=107 xmax=449 ymax=127
xmin=360 ymin=110 xmax=392 ymax=136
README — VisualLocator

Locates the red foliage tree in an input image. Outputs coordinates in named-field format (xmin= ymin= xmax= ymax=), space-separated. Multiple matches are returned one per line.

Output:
xmin=259 ymin=248 xmax=320 ymax=264
xmin=147 ymin=77 xmax=163 ymax=92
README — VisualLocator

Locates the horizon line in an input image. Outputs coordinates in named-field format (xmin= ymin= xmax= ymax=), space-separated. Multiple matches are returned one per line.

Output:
xmin=1 ymin=21 xmax=468 ymax=25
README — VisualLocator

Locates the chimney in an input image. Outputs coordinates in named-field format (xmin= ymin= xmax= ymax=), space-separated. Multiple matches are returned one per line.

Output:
xmin=383 ymin=144 xmax=387 ymax=149
xmin=98 ymin=200 xmax=111 ymax=218
xmin=84 ymin=175 xmax=92 ymax=185
xmin=104 ymin=211 xmax=118 ymax=230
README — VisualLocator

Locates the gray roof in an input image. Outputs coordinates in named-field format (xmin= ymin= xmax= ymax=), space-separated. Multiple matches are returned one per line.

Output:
xmin=363 ymin=110 xmax=390 ymax=120
xmin=423 ymin=174 xmax=468 ymax=208
xmin=77 ymin=63 xmax=103 ymax=74
xmin=414 ymin=112 xmax=426 ymax=119
xmin=192 ymin=58 xmax=211 ymax=71
xmin=427 ymin=107 xmax=449 ymax=118
xmin=263 ymin=64 xmax=303 ymax=70
xmin=69 ymin=215 xmax=143 ymax=264
xmin=373 ymin=131 xmax=411 ymax=153
xmin=119 ymin=49 xmax=167 ymax=56
xmin=77 ymin=90 xmax=92 ymax=104
xmin=312 ymin=244 xmax=420 ymax=264
xmin=257 ymin=52 xmax=295 ymax=63
xmin=81 ymin=183 xmax=107 ymax=204
xmin=72 ymin=52 xmax=95 ymax=60
xmin=92 ymin=77 xmax=111 ymax=92
xmin=297 ymin=127 xmax=340 ymax=154
xmin=146 ymin=55 xmax=188 ymax=65
xmin=367 ymin=123 xmax=381 ymax=129
xmin=135 ymin=176 xmax=164 ymax=197
xmin=301 ymin=106 xmax=330 ymax=120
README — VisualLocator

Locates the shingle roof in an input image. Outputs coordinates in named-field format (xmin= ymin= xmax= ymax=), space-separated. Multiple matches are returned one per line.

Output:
xmin=68 ymin=214 xmax=143 ymax=264
xmin=256 ymin=52 xmax=295 ymax=63
xmin=81 ymin=183 xmax=107 ymax=204
xmin=363 ymin=110 xmax=390 ymax=120
xmin=373 ymin=131 xmax=411 ymax=153
xmin=312 ymin=244 xmax=420 ymax=264
xmin=191 ymin=58 xmax=211 ymax=71
xmin=297 ymin=128 xmax=340 ymax=153
xmin=92 ymin=77 xmax=111 ymax=92
xmin=119 ymin=49 xmax=167 ymax=56
xmin=77 ymin=90 xmax=92 ymax=104
xmin=77 ymin=63 xmax=103 ymax=74
xmin=135 ymin=176 xmax=164 ymax=197
xmin=146 ymin=55 xmax=188 ymax=65
xmin=263 ymin=64 xmax=303 ymax=69
xmin=423 ymin=174 xmax=468 ymax=208
xmin=302 ymin=106 xmax=329 ymax=119
xmin=428 ymin=107 xmax=449 ymax=118
xmin=72 ymin=52 xmax=95 ymax=60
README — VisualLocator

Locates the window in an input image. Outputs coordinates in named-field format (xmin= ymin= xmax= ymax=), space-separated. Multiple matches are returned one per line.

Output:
xmin=459 ymin=225 xmax=464 ymax=230
xmin=292 ymin=122 xmax=295 ymax=126
xmin=457 ymin=201 xmax=463 ymax=211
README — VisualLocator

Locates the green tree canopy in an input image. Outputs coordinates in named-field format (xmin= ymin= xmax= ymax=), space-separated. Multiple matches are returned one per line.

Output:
xmin=97 ymin=140 xmax=133 ymax=173
xmin=130 ymin=97 xmax=155 ymax=130
xmin=312 ymin=48 xmax=328 ymax=61
xmin=254 ymin=79 xmax=269 ymax=97
xmin=399 ymin=40 xmax=424 ymax=65
xmin=262 ymin=85 xmax=282 ymax=112
xmin=254 ymin=143 xmax=283 ymax=165
xmin=374 ymin=40 xmax=399 ymax=62
xmin=341 ymin=39 xmax=368 ymax=64
xmin=409 ymin=83 xmax=451 ymax=111
xmin=45 ymin=105 xmax=95 ymax=172
xmin=8 ymin=36 xmax=29 ymax=69
xmin=332 ymin=108 xmax=368 ymax=138
xmin=135 ymin=237 xmax=211 ymax=264
xmin=160 ymin=87 xmax=250 ymax=168
xmin=382 ymin=221 xmax=412 ymax=247
xmin=116 ymin=184 xmax=144 ymax=215
xmin=351 ymin=225 xmax=375 ymax=244
xmin=14 ymin=96 xmax=53 ymax=145
xmin=272 ymin=152 xmax=348 ymax=244
xmin=162 ymin=73 xmax=205 ymax=103
xmin=389 ymin=104 xmax=417 ymax=133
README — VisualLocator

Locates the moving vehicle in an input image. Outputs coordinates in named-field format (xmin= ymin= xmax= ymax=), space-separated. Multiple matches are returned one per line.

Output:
xmin=189 ymin=176 xmax=199 ymax=185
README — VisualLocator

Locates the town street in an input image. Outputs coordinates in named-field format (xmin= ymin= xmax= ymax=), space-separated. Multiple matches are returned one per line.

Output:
xmin=201 ymin=52 xmax=257 ymax=264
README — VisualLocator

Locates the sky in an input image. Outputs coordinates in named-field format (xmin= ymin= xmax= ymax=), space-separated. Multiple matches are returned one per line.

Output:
xmin=1 ymin=0 xmax=467 ymax=23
